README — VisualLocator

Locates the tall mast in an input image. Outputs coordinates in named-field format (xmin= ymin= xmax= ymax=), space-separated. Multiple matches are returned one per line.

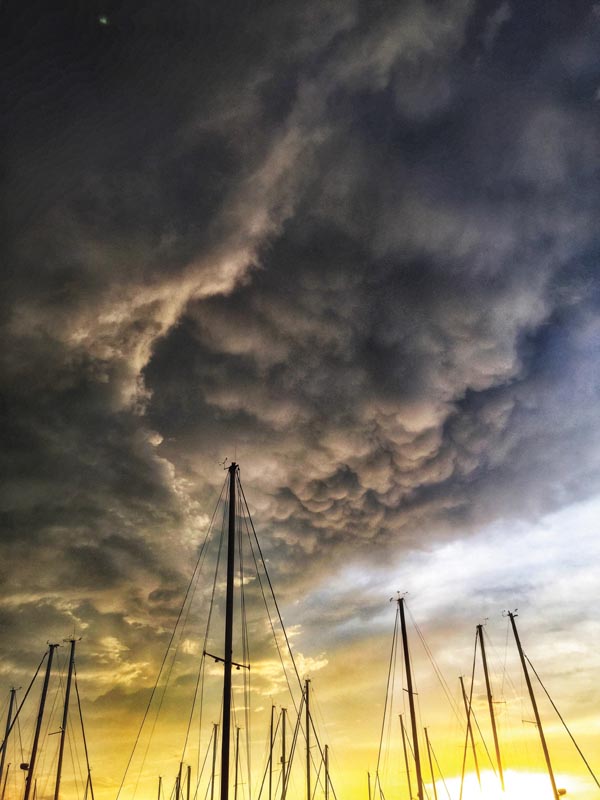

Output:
xmin=281 ymin=708 xmax=287 ymax=800
xmin=508 ymin=612 xmax=559 ymax=800
xmin=424 ymin=728 xmax=438 ymax=800
xmin=324 ymin=745 xmax=329 ymax=800
xmin=305 ymin=679 xmax=310 ymax=800
xmin=54 ymin=639 xmax=77 ymax=800
xmin=367 ymin=771 xmax=372 ymax=800
xmin=234 ymin=728 xmax=240 ymax=800
xmin=1 ymin=763 xmax=9 ymax=800
xmin=476 ymin=625 xmax=504 ymax=791
xmin=186 ymin=765 xmax=191 ymax=800
xmin=211 ymin=724 xmax=218 ymax=800
xmin=398 ymin=598 xmax=424 ymax=800
xmin=176 ymin=762 xmax=183 ymax=800
xmin=399 ymin=715 xmax=413 ymax=800
xmin=459 ymin=675 xmax=480 ymax=785
xmin=0 ymin=689 xmax=15 ymax=787
xmin=157 ymin=776 xmax=162 ymax=800
xmin=24 ymin=643 xmax=59 ymax=800
xmin=221 ymin=462 xmax=238 ymax=800
xmin=268 ymin=705 xmax=275 ymax=800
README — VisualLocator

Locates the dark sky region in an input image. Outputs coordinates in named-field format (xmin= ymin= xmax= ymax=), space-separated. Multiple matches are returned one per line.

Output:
xmin=1 ymin=1 xmax=600 ymax=798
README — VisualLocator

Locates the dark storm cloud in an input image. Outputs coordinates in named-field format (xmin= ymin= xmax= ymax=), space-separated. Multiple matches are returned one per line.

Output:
xmin=1 ymin=0 xmax=600 ymax=692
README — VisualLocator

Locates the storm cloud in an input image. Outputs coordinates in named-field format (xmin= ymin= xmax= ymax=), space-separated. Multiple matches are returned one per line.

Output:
xmin=1 ymin=1 xmax=600 ymax=792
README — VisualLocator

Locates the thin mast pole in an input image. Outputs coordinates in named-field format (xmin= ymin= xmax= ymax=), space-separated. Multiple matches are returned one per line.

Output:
xmin=305 ymin=679 xmax=310 ymax=800
xmin=268 ymin=705 xmax=274 ymax=800
xmin=221 ymin=462 xmax=237 ymax=800
xmin=0 ymin=689 xmax=15 ymax=787
xmin=0 ymin=764 xmax=9 ymax=800
xmin=398 ymin=598 xmax=423 ymax=800
xmin=24 ymin=643 xmax=58 ymax=800
xmin=399 ymin=714 xmax=413 ymax=800
xmin=211 ymin=724 xmax=218 ymax=800
xmin=367 ymin=772 xmax=371 ymax=800
xmin=459 ymin=676 xmax=481 ymax=785
xmin=54 ymin=639 xmax=77 ymax=800
xmin=74 ymin=671 xmax=94 ymax=800
xmin=176 ymin=763 xmax=183 ymax=800
xmin=508 ymin=612 xmax=559 ymax=800
xmin=186 ymin=765 xmax=191 ymax=800
xmin=281 ymin=708 xmax=287 ymax=800
xmin=234 ymin=729 xmax=240 ymax=800
xmin=158 ymin=776 xmax=162 ymax=800
xmin=477 ymin=625 xmax=504 ymax=791
xmin=324 ymin=745 xmax=329 ymax=800
xmin=424 ymin=728 xmax=438 ymax=800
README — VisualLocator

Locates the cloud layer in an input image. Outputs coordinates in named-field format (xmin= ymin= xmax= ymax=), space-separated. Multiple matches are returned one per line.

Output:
xmin=1 ymin=0 xmax=600 ymax=794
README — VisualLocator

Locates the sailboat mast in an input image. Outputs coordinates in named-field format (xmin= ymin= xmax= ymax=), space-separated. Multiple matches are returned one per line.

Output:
xmin=176 ymin=762 xmax=183 ymax=800
xmin=507 ymin=612 xmax=559 ymax=800
xmin=305 ymin=679 xmax=310 ymax=800
xmin=281 ymin=708 xmax=287 ymax=800
xmin=398 ymin=598 xmax=424 ymax=800
xmin=221 ymin=462 xmax=238 ymax=800
xmin=54 ymin=638 xmax=77 ymax=800
xmin=0 ymin=763 xmax=9 ymax=800
xmin=399 ymin=715 xmax=413 ymax=800
xmin=234 ymin=728 xmax=240 ymax=800
xmin=211 ymin=724 xmax=218 ymax=800
xmin=269 ymin=705 xmax=274 ymax=800
xmin=24 ymin=643 xmax=58 ymax=800
xmin=324 ymin=745 xmax=329 ymax=800
xmin=424 ymin=728 xmax=438 ymax=800
xmin=476 ymin=624 xmax=504 ymax=791
xmin=0 ymin=689 xmax=15 ymax=787
xmin=459 ymin=675 xmax=480 ymax=784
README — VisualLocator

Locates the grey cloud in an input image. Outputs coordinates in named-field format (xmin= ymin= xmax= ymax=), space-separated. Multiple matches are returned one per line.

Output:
xmin=1 ymin=0 xmax=599 ymax=744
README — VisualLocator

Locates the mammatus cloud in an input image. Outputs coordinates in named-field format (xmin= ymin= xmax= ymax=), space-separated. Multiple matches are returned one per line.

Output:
xmin=1 ymin=1 xmax=599 ymax=794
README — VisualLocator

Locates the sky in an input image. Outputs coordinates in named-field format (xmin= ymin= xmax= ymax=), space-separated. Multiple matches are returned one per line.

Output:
xmin=1 ymin=0 xmax=600 ymax=798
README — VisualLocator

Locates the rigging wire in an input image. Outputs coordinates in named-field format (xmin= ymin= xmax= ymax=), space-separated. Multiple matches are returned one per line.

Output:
xmin=0 ymin=653 xmax=48 ymax=755
xmin=525 ymin=654 xmax=600 ymax=790
xmin=179 ymin=479 xmax=228 ymax=770
xmin=429 ymin=737 xmax=451 ymax=800
xmin=240 ymin=476 xmax=339 ymax=798
xmin=406 ymin=604 xmax=463 ymax=726
xmin=115 ymin=478 xmax=226 ymax=800
xmin=236 ymin=477 xmax=252 ymax=797
xmin=375 ymin=604 xmax=399 ymax=794
xmin=74 ymin=666 xmax=95 ymax=800
xmin=238 ymin=481 xmax=304 ymax=698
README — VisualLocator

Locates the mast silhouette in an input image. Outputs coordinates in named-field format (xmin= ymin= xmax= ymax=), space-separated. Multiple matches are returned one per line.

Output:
xmin=305 ymin=679 xmax=310 ymax=800
xmin=507 ymin=612 xmax=560 ymax=800
xmin=398 ymin=597 xmax=424 ymax=800
xmin=54 ymin=639 xmax=76 ymax=800
xmin=268 ymin=706 xmax=275 ymax=800
xmin=476 ymin=624 xmax=504 ymax=791
xmin=221 ymin=462 xmax=237 ymax=800
xmin=459 ymin=675 xmax=480 ymax=786
xmin=0 ymin=689 xmax=15 ymax=789
xmin=281 ymin=708 xmax=287 ymax=800
xmin=399 ymin=714 xmax=413 ymax=800
xmin=424 ymin=728 xmax=438 ymax=800
xmin=211 ymin=724 xmax=218 ymax=800
xmin=24 ymin=643 xmax=59 ymax=800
